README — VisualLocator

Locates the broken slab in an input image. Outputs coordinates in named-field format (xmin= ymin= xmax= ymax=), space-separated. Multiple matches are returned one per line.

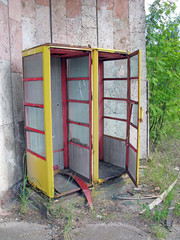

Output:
xmin=70 ymin=223 xmax=152 ymax=240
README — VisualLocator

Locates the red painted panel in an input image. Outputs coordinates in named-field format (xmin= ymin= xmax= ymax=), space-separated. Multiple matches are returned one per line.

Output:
xmin=63 ymin=173 xmax=93 ymax=210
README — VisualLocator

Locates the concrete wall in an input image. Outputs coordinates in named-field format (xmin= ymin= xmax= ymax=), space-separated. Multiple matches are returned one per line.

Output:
xmin=0 ymin=0 xmax=148 ymax=196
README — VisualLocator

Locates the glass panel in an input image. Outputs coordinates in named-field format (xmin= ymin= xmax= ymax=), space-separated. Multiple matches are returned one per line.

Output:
xmin=104 ymin=119 xmax=126 ymax=139
xmin=104 ymin=59 xmax=127 ymax=78
xmin=130 ymin=54 xmax=138 ymax=77
xmin=26 ymin=131 xmax=46 ymax=157
xmin=104 ymin=100 xmax=127 ymax=119
xmin=129 ymin=125 xmax=137 ymax=149
xmin=23 ymin=53 xmax=43 ymax=79
xmin=25 ymin=107 xmax=44 ymax=131
xmin=130 ymin=79 xmax=138 ymax=101
xmin=68 ymin=102 xmax=89 ymax=124
xmin=130 ymin=104 xmax=138 ymax=127
xmin=24 ymin=81 xmax=44 ymax=104
xmin=68 ymin=124 xmax=89 ymax=147
xmin=104 ymin=80 xmax=127 ymax=98
xmin=67 ymin=80 xmax=89 ymax=101
xmin=67 ymin=56 xmax=89 ymax=78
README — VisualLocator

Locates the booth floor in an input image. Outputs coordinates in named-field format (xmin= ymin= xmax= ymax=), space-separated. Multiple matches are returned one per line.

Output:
xmin=54 ymin=162 xmax=125 ymax=195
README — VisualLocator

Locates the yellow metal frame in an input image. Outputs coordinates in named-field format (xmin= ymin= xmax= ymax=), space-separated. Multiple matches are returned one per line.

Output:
xmin=23 ymin=46 xmax=54 ymax=198
xmin=92 ymin=50 xmax=99 ymax=182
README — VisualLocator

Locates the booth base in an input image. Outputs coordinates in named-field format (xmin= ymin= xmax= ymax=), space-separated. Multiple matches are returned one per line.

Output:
xmin=99 ymin=161 xmax=126 ymax=180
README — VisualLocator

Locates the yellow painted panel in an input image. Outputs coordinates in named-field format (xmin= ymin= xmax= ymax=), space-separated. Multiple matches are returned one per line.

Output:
xmin=27 ymin=151 xmax=49 ymax=195
xmin=50 ymin=45 xmax=92 ymax=52
xmin=136 ymin=49 xmax=141 ymax=185
xmin=94 ymin=48 xmax=129 ymax=54
xmin=92 ymin=49 xmax=99 ymax=182
xmin=43 ymin=46 xmax=54 ymax=198
xmin=22 ymin=46 xmax=43 ymax=57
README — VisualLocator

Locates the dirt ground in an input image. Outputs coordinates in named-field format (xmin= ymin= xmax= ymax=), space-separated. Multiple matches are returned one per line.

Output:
xmin=0 ymin=169 xmax=180 ymax=240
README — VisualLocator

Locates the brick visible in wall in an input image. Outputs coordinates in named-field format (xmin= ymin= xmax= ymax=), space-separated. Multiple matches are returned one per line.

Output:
xmin=66 ymin=0 xmax=81 ymax=18
xmin=0 ymin=2 xmax=10 ymax=60
xmin=114 ymin=0 xmax=128 ymax=19
xmin=97 ymin=0 xmax=114 ymax=10
xmin=36 ymin=0 xmax=49 ymax=6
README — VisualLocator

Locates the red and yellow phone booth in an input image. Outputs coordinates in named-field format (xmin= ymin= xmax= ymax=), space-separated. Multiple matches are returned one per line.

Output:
xmin=22 ymin=44 xmax=142 ymax=198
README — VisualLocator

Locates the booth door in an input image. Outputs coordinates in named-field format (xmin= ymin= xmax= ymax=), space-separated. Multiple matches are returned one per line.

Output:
xmin=127 ymin=50 xmax=141 ymax=186
xmin=66 ymin=55 xmax=92 ymax=180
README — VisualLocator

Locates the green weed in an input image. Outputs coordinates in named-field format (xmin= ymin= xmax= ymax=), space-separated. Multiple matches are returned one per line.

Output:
xmin=19 ymin=152 xmax=30 ymax=214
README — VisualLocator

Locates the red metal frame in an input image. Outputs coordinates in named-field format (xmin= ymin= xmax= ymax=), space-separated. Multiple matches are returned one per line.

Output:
xmin=103 ymin=77 xmax=128 ymax=81
xmin=67 ymin=99 xmax=89 ymax=104
xmin=25 ymin=126 xmax=45 ymax=134
xmin=129 ymin=143 xmax=137 ymax=153
xmin=26 ymin=148 xmax=46 ymax=161
xmin=126 ymin=56 xmax=130 ymax=170
xmin=68 ymin=120 xmax=89 ymax=127
xmin=61 ymin=53 xmax=92 ymax=179
xmin=99 ymin=61 xmax=104 ymax=161
xmin=126 ymin=50 xmax=140 ymax=185
xmin=103 ymin=116 xmax=127 ymax=122
xmin=103 ymin=97 xmax=127 ymax=101
xmin=68 ymin=141 xmax=89 ymax=150
xmin=53 ymin=148 xmax=64 ymax=153
xmin=67 ymin=77 xmax=89 ymax=81
xmin=88 ymin=53 xmax=92 ymax=179
xmin=61 ymin=58 xmax=68 ymax=168
xmin=23 ymin=77 xmax=43 ymax=81
xmin=24 ymin=103 xmax=44 ymax=108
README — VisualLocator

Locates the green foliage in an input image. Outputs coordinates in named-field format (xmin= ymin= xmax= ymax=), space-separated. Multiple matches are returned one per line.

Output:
xmin=146 ymin=0 xmax=180 ymax=145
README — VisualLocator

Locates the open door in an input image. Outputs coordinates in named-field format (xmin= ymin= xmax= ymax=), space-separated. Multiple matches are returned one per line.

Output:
xmin=126 ymin=50 xmax=141 ymax=186
xmin=63 ymin=54 xmax=92 ymax=180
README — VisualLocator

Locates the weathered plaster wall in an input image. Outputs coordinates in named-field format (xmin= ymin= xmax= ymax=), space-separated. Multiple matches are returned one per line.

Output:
xmin=0 ymin=0 xmax=148 ymax=197
xmin=129 ymin=0 xmax=148 ymax=157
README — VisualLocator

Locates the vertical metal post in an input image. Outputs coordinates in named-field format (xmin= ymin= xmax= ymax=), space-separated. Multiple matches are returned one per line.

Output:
xmin=92 ymin=49 xmax=99 ymax=182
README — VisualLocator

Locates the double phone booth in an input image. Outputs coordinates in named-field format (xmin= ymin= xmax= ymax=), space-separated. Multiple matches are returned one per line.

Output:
xmin=22 ymin=44 xmax=143 ymax=198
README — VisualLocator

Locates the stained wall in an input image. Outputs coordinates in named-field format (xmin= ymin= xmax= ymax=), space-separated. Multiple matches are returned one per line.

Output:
xmin=0 ymin=0 xmax=148 ymax=197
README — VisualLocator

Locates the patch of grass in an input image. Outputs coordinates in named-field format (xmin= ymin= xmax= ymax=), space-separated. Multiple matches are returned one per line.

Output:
xmin=151 ymin=224 xmax=167 ymax=240
xmin=143 ymin=135 xmax=179 ymax=193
